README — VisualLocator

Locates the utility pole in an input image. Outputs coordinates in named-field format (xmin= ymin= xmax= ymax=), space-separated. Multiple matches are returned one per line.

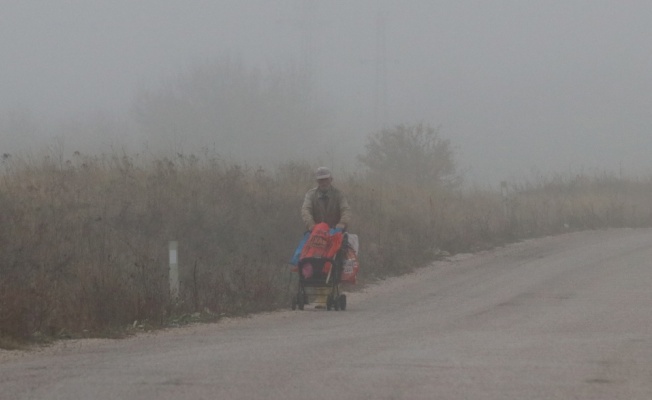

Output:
xmin=297 ymin=0 xmax=319 ymax=111
xmin=374 ymin=9 xmax=388 ymax=133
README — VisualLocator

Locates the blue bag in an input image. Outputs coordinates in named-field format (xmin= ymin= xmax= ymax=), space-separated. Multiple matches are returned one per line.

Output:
xmin=290 ymin=231 xmax=311 ymax=266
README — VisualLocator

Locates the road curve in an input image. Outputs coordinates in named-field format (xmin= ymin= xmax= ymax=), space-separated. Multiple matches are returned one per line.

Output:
xmin=2 ymin=228 xmax=652 ymax=400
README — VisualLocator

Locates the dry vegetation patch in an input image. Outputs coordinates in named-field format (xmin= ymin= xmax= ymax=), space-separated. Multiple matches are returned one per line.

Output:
xmin=1 ymin=149 xmax=652 ymax=348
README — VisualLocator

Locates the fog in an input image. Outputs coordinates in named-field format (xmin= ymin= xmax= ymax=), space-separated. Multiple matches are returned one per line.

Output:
xmin=2 ymin=0 xmax=652 ymax=184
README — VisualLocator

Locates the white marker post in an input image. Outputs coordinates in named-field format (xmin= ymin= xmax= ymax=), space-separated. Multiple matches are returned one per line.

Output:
xmin=169 ymin=241 xmax=179 ymax=300
xmin=501 ymin=181 xmax=509 ymax=222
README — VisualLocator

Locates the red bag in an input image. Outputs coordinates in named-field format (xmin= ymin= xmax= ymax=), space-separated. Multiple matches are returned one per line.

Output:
xmin=340 ymin=245 xmax=359 ymax=284
xmin=299 ymin=223 xmax=343 ymax=261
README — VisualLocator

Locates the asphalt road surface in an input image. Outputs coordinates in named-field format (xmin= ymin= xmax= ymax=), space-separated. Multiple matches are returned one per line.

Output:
xmin=2 ymin=228 xmax=652 ymax=400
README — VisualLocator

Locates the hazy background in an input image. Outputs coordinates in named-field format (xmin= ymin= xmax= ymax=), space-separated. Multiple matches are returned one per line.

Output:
xmin=2 ymin=0 xmax=651 ymax=184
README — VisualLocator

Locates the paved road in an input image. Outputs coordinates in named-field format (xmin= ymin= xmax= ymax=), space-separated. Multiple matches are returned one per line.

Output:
xmin=2 ymin=228 xmax=652 ymax=399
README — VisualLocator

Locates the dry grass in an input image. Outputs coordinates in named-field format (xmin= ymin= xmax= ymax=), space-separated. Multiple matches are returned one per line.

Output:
xmin=1 ymin=151 xmax=652 ymax=346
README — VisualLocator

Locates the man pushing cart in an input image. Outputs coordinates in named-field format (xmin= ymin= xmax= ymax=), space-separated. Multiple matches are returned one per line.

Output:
xmin=289 ymin=167 xmax=359 ymax=310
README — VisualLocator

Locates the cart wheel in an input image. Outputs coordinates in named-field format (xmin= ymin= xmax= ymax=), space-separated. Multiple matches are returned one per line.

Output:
xmin=339 ymin=294 xmax=347 ymax=311
xmin=334 ymin=296 xmax=340 ymax=311
xmin=297 ymin=293 xmax=305 ymax=310
xmin=326 ymin=294 xmax=333 ymax=311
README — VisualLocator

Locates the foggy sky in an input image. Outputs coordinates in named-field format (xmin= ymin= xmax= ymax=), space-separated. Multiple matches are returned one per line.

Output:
xmin=2 ymin=0 xmax=652 ymax=184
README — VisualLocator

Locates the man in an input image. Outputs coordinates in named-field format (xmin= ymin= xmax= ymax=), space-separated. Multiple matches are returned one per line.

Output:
xmin=301 ymin=166 xmax=351 ymax=231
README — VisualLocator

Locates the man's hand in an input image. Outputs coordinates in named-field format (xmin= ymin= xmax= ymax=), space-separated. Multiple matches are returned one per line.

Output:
xmin=335 ymin=223 xmax=346 ymax=230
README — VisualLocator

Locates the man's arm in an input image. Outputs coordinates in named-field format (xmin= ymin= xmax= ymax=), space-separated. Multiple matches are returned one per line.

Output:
xmin=301 ymin=189 xmax=316 ymax=230
xmin=337 ymin=194 xmax=352 ymax=229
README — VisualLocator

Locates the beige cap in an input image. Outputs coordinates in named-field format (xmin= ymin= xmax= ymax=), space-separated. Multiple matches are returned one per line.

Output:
xmin=315 ymin=166 xmax=331 ymax=179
